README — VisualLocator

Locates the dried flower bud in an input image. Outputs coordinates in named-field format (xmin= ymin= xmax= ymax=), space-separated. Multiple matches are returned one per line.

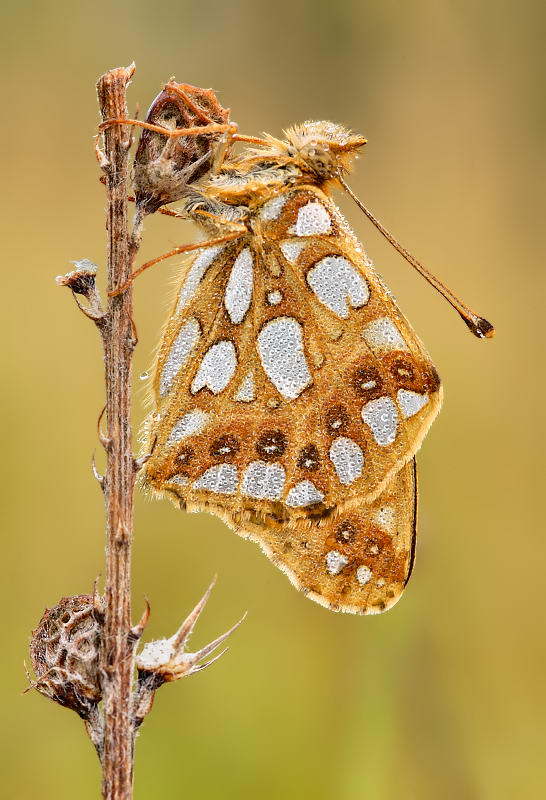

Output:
xmin=30 ymin=595 xmax=103 ymax=719
xmin=56 ymin=260 xmax=98 ymax=298
xmin=133 ymin=81 xmax=231 ymax=214
xmin=56 ymin=260 xmax=104 ymax=323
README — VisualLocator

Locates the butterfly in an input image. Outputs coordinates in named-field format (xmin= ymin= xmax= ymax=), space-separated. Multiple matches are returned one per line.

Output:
xmin=118 ymin=97 xmax=493 ymax=614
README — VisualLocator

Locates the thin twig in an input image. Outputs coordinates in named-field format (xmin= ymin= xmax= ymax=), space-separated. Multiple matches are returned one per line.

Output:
xmin=96 ymin=62 xmax=138 ymax=800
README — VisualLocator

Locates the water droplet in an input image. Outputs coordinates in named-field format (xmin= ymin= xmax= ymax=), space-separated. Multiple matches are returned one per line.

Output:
xmin=140 ymin=371 xmax=149 ymax=380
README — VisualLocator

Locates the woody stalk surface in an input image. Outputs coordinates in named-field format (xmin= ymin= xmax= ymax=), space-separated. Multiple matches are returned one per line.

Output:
xmin=30 ymin=65 xmax=244 ymax=800
xmin=95 ymin=64 xmax=138 ymax=799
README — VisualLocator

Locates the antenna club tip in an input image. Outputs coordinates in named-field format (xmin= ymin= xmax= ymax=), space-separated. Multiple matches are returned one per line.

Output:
xmin=461 ymin=314 xmax=496 ymax=339
xmin=477 ymin=318 xmax=496 ymax=339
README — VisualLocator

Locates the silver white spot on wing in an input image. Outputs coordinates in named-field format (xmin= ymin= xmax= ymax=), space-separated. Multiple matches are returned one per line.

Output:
xmin=234 ymin=371 xmax=255 ymax=402
xmin=166 ymin=409 xmax=208 ymax=446
xmin=257 ymin=317 xmax=312 ymax=399
xmin=326 ymin=550 xmax=349 ymax=576
xmin=356 ymin=565 xmax=372 ymax=586
xmin=285 ymin=480 xmax=324 ymax=507
xmin=224 ymin=247 xmax=253 ymax=324
xmin=193 ymin=463 xmax=238 ymax=495
xmin=160 ymin=317 xmax=201 ymax=397
xmin=362 ymin=317 xmax=408 ymax=352
xmin=361 ymin=396 xmax=398 ymax=446
xmin=267 ymin=290 xmax=283 ymax=305
xmin=242 ymin=461 xmax=285 ymax=500
xmin=260 ymin=194 xmax=288 ymax=221
xmin=191 ymin=340 xmax=237 ymax=395
xmin=176 ymin=246 xmax=225 ymax=313
xmin=289 ymin=201 xmax=332 ymax=236
xmin=373 ymin=505 xmax=395 ymax=533
xmin=329 ymin=437 xmax=365 ymax=485
xmin=307 ymin=255 xmax=369 ymax=318
xmin=397 ymin=389 xmax=429 ymax=418
xmin=280 ymin=241 xmax=305 ymax=264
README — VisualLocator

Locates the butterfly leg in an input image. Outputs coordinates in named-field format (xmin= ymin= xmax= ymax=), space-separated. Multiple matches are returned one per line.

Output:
xmin=168 ymin=82 xmax=258 ymax=150
xmin=159 ymin=83 xmax=266 ymax=173
xmin=161 ymin=81 xmax=219 ymax=125
xmin=209 ymin=129 xmax=271 ymax=173
xmin=108 ymin=229 xmax=245 ymax=296
xmin=99 ymin=117 xmax=269 ymax=149
xmin=98 ymin=116 xmax=271 ymax=182
xmin=99 ymin=117 xmax=237 ymax=140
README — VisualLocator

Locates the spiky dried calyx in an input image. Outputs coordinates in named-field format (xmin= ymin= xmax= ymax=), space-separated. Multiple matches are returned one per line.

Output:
xmin=132 ymin=579 xmax=245 ymax=730
xmin=133 ymin=81 xmax=231 ymax=214
xmin=135 ymin=578 xmax=244 ymax=685
xmin=30 ymin=594 xmax=103 ymax=719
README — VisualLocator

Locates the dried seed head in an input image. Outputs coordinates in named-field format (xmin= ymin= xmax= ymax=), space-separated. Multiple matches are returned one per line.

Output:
xmin=133 ymin=81 xmax=231 ymax=214
xmin=30 ymin=594 xmax=103 ymax=719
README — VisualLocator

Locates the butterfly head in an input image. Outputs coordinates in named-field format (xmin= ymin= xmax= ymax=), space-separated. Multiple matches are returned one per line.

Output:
xmin=283 ymin=120 xmax=367 ymax=180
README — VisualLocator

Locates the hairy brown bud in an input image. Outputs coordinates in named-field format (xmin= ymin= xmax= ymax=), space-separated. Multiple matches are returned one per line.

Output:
xmin=133 ymin=81 xmax=231 ymax=214
xmin=56 ymin=260 xmax=105 ymax=323
xmin=56 ymin=260 xmax=98 ymax=297
xmin=30 ymin=595 xmax=103 ymax=719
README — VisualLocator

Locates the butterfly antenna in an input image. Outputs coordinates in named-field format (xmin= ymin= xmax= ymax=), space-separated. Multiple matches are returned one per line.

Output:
xmin=339 ymin=175 xmax=495 ymax=339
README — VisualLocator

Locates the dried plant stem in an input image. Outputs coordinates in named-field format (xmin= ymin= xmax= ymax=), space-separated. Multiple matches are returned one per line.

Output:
xmin=96 ymin=64 xmax=138 ymax=800
xmin=48 ymin=65 xmax=245 ymax=800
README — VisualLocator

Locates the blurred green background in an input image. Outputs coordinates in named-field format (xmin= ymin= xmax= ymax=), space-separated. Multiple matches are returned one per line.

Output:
xmin=2 ymin=1 xmax=544 ymax=798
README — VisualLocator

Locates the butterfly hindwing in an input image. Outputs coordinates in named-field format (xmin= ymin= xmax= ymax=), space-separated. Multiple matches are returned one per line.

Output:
xmin=193 ymin=458 xmax=418 ymax=615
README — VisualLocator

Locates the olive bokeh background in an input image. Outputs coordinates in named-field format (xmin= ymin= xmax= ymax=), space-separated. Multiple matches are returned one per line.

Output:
xmin=2 ymin=1 xmax=544 ymax=798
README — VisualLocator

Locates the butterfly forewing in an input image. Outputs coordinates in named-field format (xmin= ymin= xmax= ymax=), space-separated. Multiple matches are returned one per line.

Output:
xmin=145 ymin=186 xmax=441 ymax=519
xmin=261 ymin=185 xmax=442 ymax=499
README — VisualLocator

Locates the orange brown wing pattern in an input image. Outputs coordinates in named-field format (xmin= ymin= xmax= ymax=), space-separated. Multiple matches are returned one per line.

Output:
xmin=160 ymin=455 xmax=418 ymax=615
xmin=233 ymin=458 xmax=418 ymax=614
xmin=143 ymin=186 xmax=440 ymax=526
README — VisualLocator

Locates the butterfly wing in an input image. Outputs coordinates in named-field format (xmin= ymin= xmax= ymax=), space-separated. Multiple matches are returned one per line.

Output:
xmin=144 ymin=186 xmax=440 ymax=526
xmin=161 ymin=451 xmax=418 ymax=614
xmin=257 ymin=185 xmax=442 ymax=510
xmin=230 ymin=457 xmax=418 ymax=614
